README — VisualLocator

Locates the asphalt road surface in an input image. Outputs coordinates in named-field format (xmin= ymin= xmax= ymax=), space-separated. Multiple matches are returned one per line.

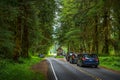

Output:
xmin=47 ymin=58 xmax=120 ymax=80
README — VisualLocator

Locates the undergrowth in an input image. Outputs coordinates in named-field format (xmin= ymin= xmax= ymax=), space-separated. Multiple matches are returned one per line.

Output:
xmin=0 ymin=56 xmax=45 ymax=80
xmin=100 ymin=56 xmax=120 ymax=71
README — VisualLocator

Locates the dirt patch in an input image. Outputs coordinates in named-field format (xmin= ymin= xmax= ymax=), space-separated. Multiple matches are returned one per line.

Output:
xmin=31 ymin=60 xmax=48 ymax=80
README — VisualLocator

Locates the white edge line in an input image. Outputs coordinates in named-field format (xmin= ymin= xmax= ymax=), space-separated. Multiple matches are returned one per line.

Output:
xmin=47 ymin=59 xmax=58 ymax=80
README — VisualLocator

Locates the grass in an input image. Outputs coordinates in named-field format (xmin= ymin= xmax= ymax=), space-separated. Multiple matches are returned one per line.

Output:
xmin=99 ymin=56 xmax=120 ymax=71
xmin=55 ymin=56 xmax=65 ymax=58
xmin=0 ymin=56 xmax=45 ymax=80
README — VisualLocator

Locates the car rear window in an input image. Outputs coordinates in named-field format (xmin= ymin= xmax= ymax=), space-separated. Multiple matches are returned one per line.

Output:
xmin=84 ymin=54 xmax=91 ymax=58
xmin=84 ymin=54 xmax=98 ymax=58
xmin=90 ymin=54 xmax=98 ymax=58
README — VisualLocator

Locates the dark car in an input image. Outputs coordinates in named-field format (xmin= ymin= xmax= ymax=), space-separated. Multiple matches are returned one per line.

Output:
xmin=69 ymin=53 xmax=77 ymax=64
xmin=66 ymin=52 xmax=73 ymax=61
xmin=77 ymin=53 xmax=99 ymax=68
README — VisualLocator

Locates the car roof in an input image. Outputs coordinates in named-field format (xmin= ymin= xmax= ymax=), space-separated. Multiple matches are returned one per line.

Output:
xmin=77 ymin=53 xmax=98 ymax=56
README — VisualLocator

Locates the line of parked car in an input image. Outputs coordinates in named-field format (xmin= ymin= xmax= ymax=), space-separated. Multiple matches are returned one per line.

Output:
xmin=66 ymin=52 xmax=99 ymax=68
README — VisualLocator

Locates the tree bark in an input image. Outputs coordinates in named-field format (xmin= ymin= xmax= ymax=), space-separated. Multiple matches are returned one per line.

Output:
xmin=93 ymin=15 xmax=99 ymax=54
xmin=13 ymin=1 xmax=23 ymax=61
xmin=21 ymin=3 xmax=29 ymax=58
xmin=103 ymin=7 xmax=110 ymax=54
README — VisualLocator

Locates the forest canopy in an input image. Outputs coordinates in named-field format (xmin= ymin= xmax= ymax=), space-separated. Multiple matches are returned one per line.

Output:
xmin=57 ymin=0 xmax=120 ymax=55
xmin=0 ymin=0 xmax=120 ymax=61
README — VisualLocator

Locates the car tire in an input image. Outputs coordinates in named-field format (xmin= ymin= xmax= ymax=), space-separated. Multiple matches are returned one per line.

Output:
xmin=77 ymin=60 xmax=80 ymax=66
xmin=77 ymin=63 xmax=79 ymax=66
xmin=72 ymin=60 xmax=74 ymax=64
xmin=69 ymin=58 xmax=72 ymax=63
xmin=94 ymin=65 xmax=98 ymax=68
xmin=79 ymin=62 xmax=83 ymax=67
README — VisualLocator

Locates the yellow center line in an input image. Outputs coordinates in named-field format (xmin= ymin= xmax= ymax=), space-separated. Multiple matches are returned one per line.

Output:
xmin=69 ymin=63 xmax=103 ymax=80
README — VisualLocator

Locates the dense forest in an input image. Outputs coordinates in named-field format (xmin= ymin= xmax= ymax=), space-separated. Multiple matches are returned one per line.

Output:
xmin=0 ymin=0 xmax=56 ymax=60
xmin=0 ymin=0 xmax=120 ymax=61
xmin=0 ymin=0 xmax=120 ymax=80
xmin=56 ymin=0 xmax=120 ymax=55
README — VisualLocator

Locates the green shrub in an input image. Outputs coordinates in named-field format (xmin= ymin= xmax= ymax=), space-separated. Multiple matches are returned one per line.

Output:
xmin=0 ymin=57 xmax=45 ymax=80
xmin=100 ymin=56 xmax=120 ymax=71
xmin=55 ymin=56 xmax=64 ymax=58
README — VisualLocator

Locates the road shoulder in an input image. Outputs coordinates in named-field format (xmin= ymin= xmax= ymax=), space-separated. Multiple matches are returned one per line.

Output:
xmin=31 ymin=60 xmax=48 ymax=80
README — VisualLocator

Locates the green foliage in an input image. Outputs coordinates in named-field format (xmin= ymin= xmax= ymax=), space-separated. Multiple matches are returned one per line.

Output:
xmin=28 ymin=0 xmax=56 ymax=55
xmin=0 ymin=0 xmax=57 ymax=59
xmin=100 ymin=56 xmax=120 ymax=71
xmin=55 ymin=56 xmax=64 ymax=58
xmin=0 ymin=57 xmax=45 ymax=80
xmin=0 ymin=0 xmax=18 ymax=58
xmin=56 ymin=0 xmax=120 ymax=55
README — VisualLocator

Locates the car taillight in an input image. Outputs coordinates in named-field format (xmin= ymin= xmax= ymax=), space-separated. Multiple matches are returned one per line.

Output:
xmin=95 ymin=58 xmax=99 ymax=61
xmin=82 ymin=57 xmax=86 ymax=61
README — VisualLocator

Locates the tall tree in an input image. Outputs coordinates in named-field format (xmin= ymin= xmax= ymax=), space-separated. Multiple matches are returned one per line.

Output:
xmin=0 ymin=0 xmax=57 ymax=60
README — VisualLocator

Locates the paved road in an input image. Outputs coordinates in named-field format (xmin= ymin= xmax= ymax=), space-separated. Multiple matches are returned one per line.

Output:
xmin=47 ymin=58 xmax=120 ymax=80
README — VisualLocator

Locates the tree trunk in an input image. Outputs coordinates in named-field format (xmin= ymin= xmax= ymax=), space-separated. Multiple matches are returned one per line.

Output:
xmin=13 ymin=0 xmax=23 ymax=61
xmin=93 ymin=15 xmax=99 ymax=54
xmin=21 ymin=3 xmax=29 ymax=58
xmin=13 ymin=16 xmax=22 ymax=61
xmin=103 ymin=7 xmax=110 ymax=54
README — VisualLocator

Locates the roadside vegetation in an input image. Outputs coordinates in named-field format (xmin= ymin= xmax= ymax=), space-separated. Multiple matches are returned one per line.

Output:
xmin=55 ymin=56 xmax=65 ymax=58
xmin=0 ymin=0 xmax=56 ymax=79
xmin=100 ymin=56 xmax=120 ymax=71
xmin=0 ymin=56 xmax=45 ymax=80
